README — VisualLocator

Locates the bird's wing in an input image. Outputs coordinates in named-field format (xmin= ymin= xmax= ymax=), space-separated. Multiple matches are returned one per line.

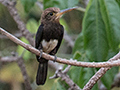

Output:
xmin=35 ymin=24 xmax=44 ymax=49
xmin=56 ymin=25 xmax=64 ymax=51
xmin=50 ymin=25 xmax=64 ymax=55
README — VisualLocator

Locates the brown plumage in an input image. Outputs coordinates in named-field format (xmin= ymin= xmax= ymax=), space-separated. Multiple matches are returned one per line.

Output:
xmin=35 ymin=7 xmax=77 ymax=85
xmin=41 ymin=7 xmax=60 ymax=23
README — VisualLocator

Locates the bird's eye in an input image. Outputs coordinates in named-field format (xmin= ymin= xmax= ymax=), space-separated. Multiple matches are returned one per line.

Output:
xmin=48 ymin=12 xmax=54 ymax=16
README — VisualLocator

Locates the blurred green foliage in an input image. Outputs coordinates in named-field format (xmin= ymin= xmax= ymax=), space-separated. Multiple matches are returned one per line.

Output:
xmin=21 ymin=0 xmax=37 ymax=12
xmin=0 ymin=0 xmax=120 ymax=90
xmin=51 ymin=80 xmax=66 ymax=90
xmin=43 ymin=0 xmax=79 ymax=9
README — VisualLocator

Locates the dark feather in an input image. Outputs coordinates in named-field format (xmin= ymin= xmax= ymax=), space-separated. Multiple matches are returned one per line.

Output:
xmin=35 ymin=24 xmax=44 ymax=49
xmin=36 ymin=59 xmax=48 ymax=85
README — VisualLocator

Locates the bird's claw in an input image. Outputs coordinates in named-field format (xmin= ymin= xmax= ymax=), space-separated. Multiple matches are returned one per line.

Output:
xmin=39 ymin=50 xmax=43 ymax=59
xmin=53 ymin=55 xmax=57 ymax=62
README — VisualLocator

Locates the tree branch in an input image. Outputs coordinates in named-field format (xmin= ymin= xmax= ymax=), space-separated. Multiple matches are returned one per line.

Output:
xmin=83 ymin=52 xmax=120 ymax=90
xmin=50 ymin=65 xmax=81 ymax=90
xmin=1 ymin=27 xmax=120 ymax=68
xmin=0 ymin=32 xmax=22 ymax=39
xmin=1 ymin=27 xmax=120 ymax=89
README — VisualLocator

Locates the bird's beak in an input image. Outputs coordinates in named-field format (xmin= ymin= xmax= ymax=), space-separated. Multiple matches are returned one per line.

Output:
xmin=56 ymin=7 xmax=77 ymax=19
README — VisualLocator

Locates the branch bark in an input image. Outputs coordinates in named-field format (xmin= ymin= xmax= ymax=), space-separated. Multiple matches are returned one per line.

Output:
xmin=0 ymin=32 xmax=22 ymax=39
xmin=50 ymin=65 xmax=81 ymax=90
xmin=1 ymin=27 xmax=120 ymax=68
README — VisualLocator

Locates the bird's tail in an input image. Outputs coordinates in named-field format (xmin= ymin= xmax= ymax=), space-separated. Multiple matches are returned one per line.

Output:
xmin=36 ymin=58 xmax=48 ymax=85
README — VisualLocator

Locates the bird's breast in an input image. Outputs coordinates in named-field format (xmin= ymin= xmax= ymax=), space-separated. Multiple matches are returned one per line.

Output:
xmin=41 ymin=39 xmax=58 ymax=53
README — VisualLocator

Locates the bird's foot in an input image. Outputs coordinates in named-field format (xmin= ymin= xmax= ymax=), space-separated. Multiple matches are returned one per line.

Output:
xmin=38 ymin=50 xmax=43 ymax=59
xmin=53 ymin=55 xmax=57 ymax=62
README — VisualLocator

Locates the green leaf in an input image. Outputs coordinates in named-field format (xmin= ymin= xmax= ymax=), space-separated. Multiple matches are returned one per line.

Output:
xmin=68 ymin=67 xmax=83 ymax=88
xmin=82 ymin=0 xmax=109 ymax=61
xmin=101 ymin=67 xmax=118 ymax=89
xmin=116 ymin=0 xmax=120 ymax=7
xmin=99 ymin=0 xmax=120 ymax=51
xmin=17 ymin=37 xmax=31 ymax=60
xmin=73 ymin=51 xmax=82 ymax=60
xmin=68 ymin=66 xmax=98 ymax=89
xmin=21 ymin=0 xmax=37 ymax=12
xmin=26 ymin=19 xmax=39 ymax=33
xmin=73 ymin=33 xmax=84 ymax=54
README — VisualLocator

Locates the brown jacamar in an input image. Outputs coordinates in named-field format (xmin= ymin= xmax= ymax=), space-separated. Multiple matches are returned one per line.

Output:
xmin=35 ymin=7 xmax=77 ymax=85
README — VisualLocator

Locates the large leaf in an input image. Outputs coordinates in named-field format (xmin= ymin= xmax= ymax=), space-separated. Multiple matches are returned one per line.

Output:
xmin=82 ymin=0 xmax=109 ymax=61
xmin=99 ymin=0 xmax=120 ymax=51
xmin=116 ymin=0 xmax=120 ymax=7
xmin=68 ymin=67 xmax=85 ymax=88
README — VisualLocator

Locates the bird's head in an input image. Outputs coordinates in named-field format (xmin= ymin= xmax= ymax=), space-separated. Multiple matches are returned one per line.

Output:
xmin=41 ymin=7 xmax=77 ymax=24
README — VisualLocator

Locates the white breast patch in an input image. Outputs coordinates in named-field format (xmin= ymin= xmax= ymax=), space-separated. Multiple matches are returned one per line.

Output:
xmin=41 ymin=39 xmax=58 ymax=53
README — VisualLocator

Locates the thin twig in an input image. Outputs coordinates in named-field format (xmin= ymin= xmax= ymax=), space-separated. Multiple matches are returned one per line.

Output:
xmin=50 ymin=66 xmax=81 ymax=90
xmin=0 ymin=56 xmax=18 ymax=62
xmin=48 ymin=61 xmax=63 ymax=70
xmin=62 ymin=65 xmax=71 ymax=74
xmin=49 ymin=61 xmax=80 ymax=89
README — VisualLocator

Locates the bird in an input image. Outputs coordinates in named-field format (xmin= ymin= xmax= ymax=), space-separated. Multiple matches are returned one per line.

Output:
xmin=35 ymin=7 xmax=77 ymax=85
